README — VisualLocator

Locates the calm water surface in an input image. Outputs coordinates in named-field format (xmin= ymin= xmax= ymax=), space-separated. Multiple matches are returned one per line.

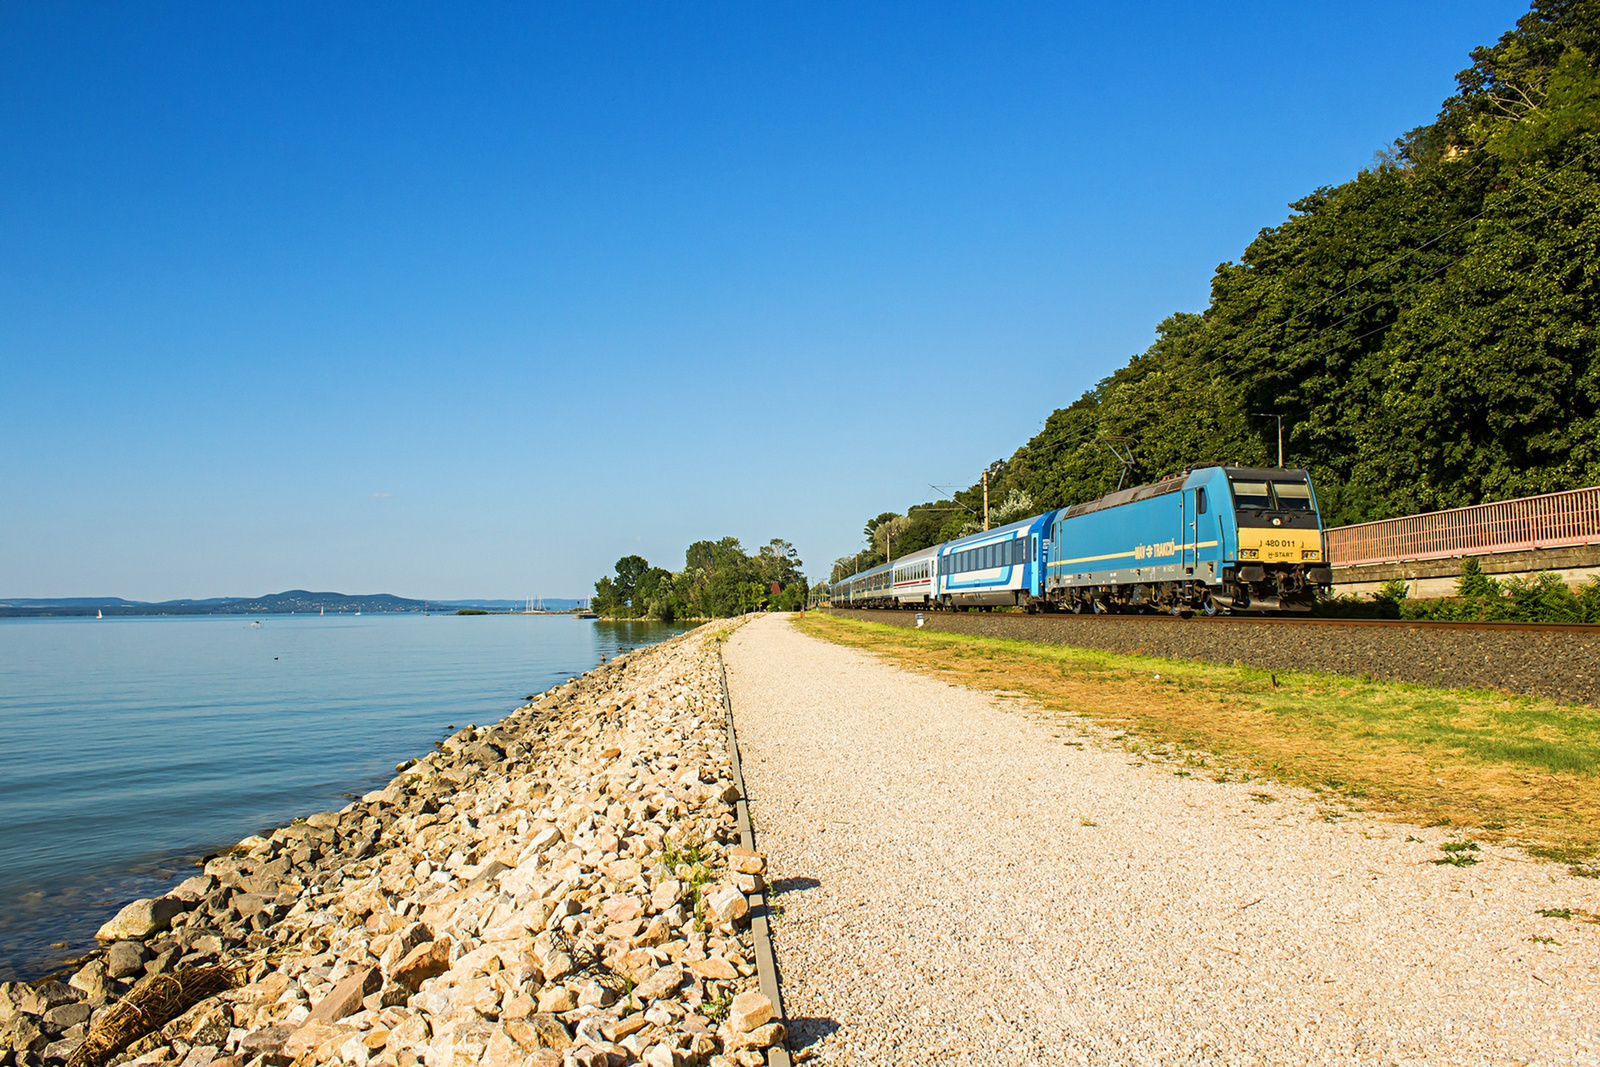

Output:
xmin=0 ymin=613 xmax=687 ymax=979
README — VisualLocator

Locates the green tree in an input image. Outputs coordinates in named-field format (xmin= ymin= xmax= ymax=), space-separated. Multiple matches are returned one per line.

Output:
xmin=593 ymin=554 xmax=653 ymax=617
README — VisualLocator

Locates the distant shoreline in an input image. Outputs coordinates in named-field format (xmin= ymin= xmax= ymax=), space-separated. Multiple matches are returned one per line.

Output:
xmin=0 ymin=591 xmax=588 ymax=618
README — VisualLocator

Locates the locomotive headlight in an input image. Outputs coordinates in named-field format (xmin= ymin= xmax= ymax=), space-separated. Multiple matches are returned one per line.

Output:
xmin=1302 ymin=549 xmax=1321 ymax=561
xmin=1239 ymin=548 xmax=1260 ymax=559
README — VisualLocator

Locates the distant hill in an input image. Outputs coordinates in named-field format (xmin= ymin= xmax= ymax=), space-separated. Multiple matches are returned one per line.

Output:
xmin=0 ymin=591 xmax=588 ymax=618
xmin=1 ymin=590 xmax=425 ymax=617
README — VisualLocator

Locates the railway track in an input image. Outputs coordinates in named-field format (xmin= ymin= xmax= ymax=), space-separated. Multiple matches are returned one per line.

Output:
xmin=839 ymin=609 xmax=1597 ymax=636
xmin=826 ymin=607 xmax=1600 ymax=706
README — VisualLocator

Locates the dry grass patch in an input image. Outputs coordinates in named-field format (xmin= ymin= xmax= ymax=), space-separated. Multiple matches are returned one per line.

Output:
xmin=795 ymin=612 xmax=1600 ymax=869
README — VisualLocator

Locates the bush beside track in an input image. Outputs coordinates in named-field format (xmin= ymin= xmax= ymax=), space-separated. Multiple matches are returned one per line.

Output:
xmin=825 ymin=608 xmax=1600 ymax=707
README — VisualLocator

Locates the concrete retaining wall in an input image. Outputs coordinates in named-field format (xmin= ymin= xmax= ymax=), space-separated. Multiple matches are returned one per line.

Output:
xmin=1332 ymin=543 xmax=1600 ymax=597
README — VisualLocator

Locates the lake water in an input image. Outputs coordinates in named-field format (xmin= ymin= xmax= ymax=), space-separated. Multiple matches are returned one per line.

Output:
xmin=0 ymin=613 xmax=688 ymax=980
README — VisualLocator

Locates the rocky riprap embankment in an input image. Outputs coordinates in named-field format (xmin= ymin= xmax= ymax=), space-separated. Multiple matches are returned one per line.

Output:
xmin=2 ymin=622 xmax=782 ymax=1067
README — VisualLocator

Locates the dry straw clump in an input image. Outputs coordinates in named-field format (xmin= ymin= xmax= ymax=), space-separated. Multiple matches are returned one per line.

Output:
xmin=65 ymin=966 xmax=240 ymax=1067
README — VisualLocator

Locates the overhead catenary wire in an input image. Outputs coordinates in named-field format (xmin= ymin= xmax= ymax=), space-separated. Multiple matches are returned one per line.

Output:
xmin=886 ymin=139 xmax=1599 ymax=528
xmin=1252 ymin=155 xmax=1595 ymax=368
xmin=1274 ymin=140 xmax=1595 ymax=332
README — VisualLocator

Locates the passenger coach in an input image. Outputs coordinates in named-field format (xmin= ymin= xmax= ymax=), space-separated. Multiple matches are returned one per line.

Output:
xmin=934 ymin=513 xmax=1054 ymax=610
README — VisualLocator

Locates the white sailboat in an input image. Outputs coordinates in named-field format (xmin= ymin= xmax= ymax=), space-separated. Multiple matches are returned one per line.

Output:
xmin=96 ymin=609 xmax=103 ymax=619
xmin=319 ymin=606 xmax=324 ymax=617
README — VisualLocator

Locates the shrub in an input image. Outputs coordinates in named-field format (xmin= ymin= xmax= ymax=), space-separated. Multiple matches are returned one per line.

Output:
xmin=1502 ymin=572 xmax=1582 ymax=623
xmin=1371 ymin=578 xmax=1410 ymax=618
xmin=1456 ymin=557 xmax=1501 ymax=598
xmin=1314 ymin=592 xmax=1376 ymax=618
xmin=1580 ymin=578 xmax=1600 ymax=624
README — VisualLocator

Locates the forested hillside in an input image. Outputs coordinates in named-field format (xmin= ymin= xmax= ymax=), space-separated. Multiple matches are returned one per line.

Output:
xmin=834 ymin=0 xmax=1600 ymax=582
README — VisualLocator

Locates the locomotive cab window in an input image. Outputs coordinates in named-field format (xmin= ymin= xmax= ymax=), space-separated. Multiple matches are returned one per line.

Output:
xmin=1271 ymin=482 xmax=1313 ymax=511
xmin=1230 ymin=480 xmax=1271 ymax=510
xmin=1195 ymin=488 xmax=1207 ymax=514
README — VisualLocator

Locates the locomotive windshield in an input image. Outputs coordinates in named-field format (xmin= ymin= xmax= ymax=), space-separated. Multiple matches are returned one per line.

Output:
xmin=1230 ymin=477 xmax=1313 ymax=512
xmin=1230 ymin=480 xmax=1272 ymax=509
xmin=1270 ymin=482 xmax=1314 ymax=511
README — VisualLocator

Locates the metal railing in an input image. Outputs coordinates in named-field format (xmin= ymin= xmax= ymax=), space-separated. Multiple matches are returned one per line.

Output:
xmin=1325 ymin=485 xmax=1600 ymax=567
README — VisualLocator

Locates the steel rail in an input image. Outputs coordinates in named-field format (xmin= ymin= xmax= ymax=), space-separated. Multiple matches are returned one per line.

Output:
xmin=838 ymin=607 xmax=1598 ymax=636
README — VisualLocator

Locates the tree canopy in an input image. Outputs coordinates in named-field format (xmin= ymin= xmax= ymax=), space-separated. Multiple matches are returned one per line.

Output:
xmin=593 ymin=537 xmax=809 ymax=620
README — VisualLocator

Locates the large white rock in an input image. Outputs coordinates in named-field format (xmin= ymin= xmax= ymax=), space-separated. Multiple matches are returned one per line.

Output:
xmin=706 ymin=885 xmax=749 ymax=924
xmin=729 ymin=991 xmax=775 ymax=1034
xmin=95 ymin=897 xmax=186 ymax=941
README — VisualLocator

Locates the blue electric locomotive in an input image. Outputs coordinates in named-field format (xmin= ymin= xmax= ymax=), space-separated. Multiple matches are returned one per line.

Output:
xmin=1043 ymin=465 xmax=1331 ymax=614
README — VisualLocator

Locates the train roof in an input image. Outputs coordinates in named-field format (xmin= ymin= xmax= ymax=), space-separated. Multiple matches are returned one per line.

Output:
xmin=1061 ymin=465 xmax=1312 ymax=519
xmin=939 ymin=511 xmax=1052 ymax=550
xmin=1221 ymin=466 xmax=1312 ymax=481
xmin=834 ymin=560 xmax=892 ymax=584
xmin=1061 ymin=474 xmax=1186 ymax=519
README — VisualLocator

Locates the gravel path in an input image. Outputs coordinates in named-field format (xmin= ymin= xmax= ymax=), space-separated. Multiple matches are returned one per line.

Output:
xmin=724 ymin=614 xmax=1600 ymax=1066
xmin=831 ymin=608 xmax=1600 ymax=707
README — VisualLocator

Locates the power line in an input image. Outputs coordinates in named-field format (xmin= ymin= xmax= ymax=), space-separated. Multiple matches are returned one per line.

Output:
xmin=869 ymin=141 xmax=1599 ymax=528
xmin=1263 ymin=158 xmax=1593 ymax=369
xmin=1286 ymin=143 xmax=1593 ymax=325
xmin=1011 ymin=142 xmax=1598 ymax=478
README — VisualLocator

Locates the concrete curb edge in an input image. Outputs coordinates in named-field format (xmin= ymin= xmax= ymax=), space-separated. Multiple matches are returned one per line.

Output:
xmin=717 ymin=636 xmax=793 ymax=1067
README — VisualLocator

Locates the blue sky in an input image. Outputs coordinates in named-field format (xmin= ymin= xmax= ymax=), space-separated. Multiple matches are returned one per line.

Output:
xmin=1 ymin=2 xmax=1524 ymax=599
